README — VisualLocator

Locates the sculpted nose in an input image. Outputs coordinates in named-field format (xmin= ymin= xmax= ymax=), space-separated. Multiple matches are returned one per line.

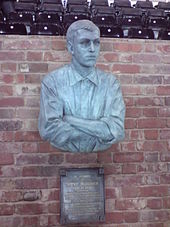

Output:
xmin=89 ymin=41 xmax=95 ymax=52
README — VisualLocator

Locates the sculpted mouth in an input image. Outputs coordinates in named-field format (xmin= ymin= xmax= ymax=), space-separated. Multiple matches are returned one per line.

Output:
xmin=87 ymin=56 xmax=96 ymax=59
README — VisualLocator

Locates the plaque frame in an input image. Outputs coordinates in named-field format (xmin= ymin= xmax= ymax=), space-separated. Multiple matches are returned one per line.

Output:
xmin=60 ymin=168 xmax=105 ymax=224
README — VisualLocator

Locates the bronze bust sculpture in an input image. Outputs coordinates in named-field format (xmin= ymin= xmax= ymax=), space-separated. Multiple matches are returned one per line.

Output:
xmin=38 ymin=20 xmax=125 ymax=152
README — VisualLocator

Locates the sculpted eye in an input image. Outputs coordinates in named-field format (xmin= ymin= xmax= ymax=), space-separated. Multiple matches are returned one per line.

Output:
xmin=80 ymin=39 xmax=90 ymax=47
xmin=94 ymin=40 xmax=100 ymax=46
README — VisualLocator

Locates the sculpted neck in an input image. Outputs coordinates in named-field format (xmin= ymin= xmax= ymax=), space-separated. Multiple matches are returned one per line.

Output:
xmin=71 ymin=58 xmax=94 ymax=78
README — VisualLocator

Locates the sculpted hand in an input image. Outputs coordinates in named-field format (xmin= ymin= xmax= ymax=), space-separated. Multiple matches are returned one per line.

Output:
xmin=63 ymin=115 xmax=113 ymax=141
xmin=63 ymin=115 xmax=75 ymax=123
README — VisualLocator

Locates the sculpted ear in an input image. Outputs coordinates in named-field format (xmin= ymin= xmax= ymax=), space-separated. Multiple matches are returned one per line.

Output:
xmin=67 ymin=41 xmax=74 ymax=55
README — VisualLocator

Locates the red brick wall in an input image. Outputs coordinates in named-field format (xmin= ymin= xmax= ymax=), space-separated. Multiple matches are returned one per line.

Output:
xmin=0 ymin=36 xmax=170 ymax=227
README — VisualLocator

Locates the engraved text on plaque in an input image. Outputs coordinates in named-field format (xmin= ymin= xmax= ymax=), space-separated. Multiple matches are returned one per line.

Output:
xmin=60 ymin=168 xmax=105 ymax=224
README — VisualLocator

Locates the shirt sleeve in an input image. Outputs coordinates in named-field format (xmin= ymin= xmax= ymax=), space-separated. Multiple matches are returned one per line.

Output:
xmin=99 ymin=78 xmax=125 ymax=145
xmin=38 ymin=75 xmax=78 ymax=150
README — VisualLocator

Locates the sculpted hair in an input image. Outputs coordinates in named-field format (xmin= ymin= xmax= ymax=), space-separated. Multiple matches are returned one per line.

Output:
xmin=66 ymin=20 xmax=100 ymax=44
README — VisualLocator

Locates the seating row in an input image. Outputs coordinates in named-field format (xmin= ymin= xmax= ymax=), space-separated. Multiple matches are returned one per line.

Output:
xmin=0 ymin=21 xmax=169 ymax=40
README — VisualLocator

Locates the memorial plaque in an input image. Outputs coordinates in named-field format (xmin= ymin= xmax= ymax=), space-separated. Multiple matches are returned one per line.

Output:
xmin=60 ymin=168 xmax=105 ymax=224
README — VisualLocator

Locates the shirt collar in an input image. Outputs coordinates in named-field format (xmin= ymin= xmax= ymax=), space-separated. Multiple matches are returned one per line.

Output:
xmin=69 ymin=64 xmax=98 ymax=86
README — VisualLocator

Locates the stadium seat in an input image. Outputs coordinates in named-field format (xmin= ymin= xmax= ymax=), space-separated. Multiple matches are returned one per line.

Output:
xmin=8 ymin=11 xmax=35 ymax=24
xmin=36 ymin=12 xmax=61 ymax=24
xmin=99 ymin=26 xmax=123 ymax=38
xmin=14 ymin=1 xmax=37 ymax=12
xmin=114 ymin=0 xmax=131 ymax=9
xmin=90 ymin=0 xmax=109 ymax=7
xmin=135 ymin=0 xmax=153 ymax=9
xmin=119 ymin=8 xmax=143 ymax=28
xmin=0 ymin=22 xmax=27 ymax=35
xmin=158 ymin=29 xmax=170 ymax=40
xmin=63 ymin=0 xmax=89 ymax=29
xmin=30 ymin=23 xmax=62 ymax=35
xmin=128 ymin=27 xmax=154 ymax=39
xmin=147 ymin=9 xmax=167 ymax=29
xmin=91 ymin=6 xmax=116 ymax=26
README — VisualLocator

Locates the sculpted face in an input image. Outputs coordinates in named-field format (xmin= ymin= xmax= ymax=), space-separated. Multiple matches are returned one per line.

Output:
xmin=70 ymin=29 xmax=100 ymax=68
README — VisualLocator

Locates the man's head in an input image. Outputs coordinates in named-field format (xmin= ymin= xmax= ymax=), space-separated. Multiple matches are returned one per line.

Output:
xmin=66 ymin=20 xmax=101 ymax=68
xmin=66 ymin=20 xmax=100 ymax=44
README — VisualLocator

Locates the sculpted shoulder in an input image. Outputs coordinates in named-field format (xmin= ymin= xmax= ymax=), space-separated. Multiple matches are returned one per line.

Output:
xmin=42 ymin=64 xmax=69 ymax=87
xmin=96 ymin=67 xmax=118 ymax=86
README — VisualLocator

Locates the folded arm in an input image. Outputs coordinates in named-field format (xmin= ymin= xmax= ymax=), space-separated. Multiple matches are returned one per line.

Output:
xmin=64 ymin=115 xmax=113 ymax=141
xmin=38 ymin=79 xmax=85 ymax=149
xmin=63 ymin=79 xmax=126 ymax=145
